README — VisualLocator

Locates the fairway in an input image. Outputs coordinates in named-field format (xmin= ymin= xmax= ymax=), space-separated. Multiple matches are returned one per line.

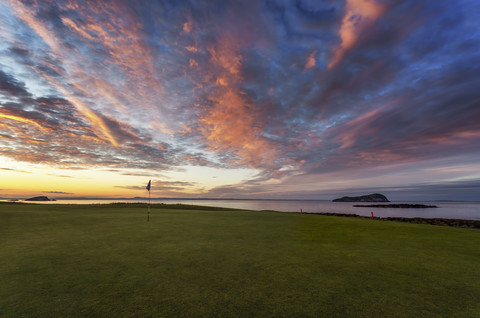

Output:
xmin=1 ymin=203 xmax=479 ymax=317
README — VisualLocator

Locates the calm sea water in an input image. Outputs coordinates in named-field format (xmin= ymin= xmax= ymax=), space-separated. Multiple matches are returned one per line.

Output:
xmin=15 ymin=199 xmax=480 ymax=220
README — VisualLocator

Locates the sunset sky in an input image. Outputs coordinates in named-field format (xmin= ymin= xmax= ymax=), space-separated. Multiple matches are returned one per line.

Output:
xmin=1 ymin=0 xmax=479 ymax=201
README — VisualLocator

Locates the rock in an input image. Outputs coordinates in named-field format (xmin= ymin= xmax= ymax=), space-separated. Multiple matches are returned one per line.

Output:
xmin=333 ymin=193 xmax=389 ymax=202
xmin=25 ymin=196 xmax=52 ymax=201
xmin=305 ymin=212 xmax=480 ymax=229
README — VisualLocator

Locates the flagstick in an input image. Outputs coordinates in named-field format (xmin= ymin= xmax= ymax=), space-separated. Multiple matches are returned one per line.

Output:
xmin=147 ymin=189 xmax=150 ymax=221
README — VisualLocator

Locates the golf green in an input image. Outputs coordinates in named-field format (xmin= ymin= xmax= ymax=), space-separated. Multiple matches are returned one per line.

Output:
xmin=1 ymin=203 xmax=479 ymax=317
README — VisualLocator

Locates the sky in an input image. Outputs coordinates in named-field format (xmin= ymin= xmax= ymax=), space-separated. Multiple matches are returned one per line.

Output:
xmin=1 ymin=0 xmax=480 ymax=201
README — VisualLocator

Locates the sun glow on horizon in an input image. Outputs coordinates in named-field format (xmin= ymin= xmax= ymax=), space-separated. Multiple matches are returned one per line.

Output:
xmin=0 ymin=156 xmax=260 ymax=199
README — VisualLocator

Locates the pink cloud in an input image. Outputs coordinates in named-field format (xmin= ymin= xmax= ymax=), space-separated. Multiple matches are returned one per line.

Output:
xmin=328 ymin=0 xmax=385 ymax=69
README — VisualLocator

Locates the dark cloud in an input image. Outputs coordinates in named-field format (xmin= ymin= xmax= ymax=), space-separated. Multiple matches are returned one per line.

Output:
xmin=43 ymin=191 xmax=74 ymax=194
xmin=8 ymin=46 xmax=31 ymax=58
xmin=294 ymin=0 xmax=339 ymax=22
xmin=0 ymin=133 xmax=15 ymax=140
xmin=0 ymin=69 xmax=32 ymax=100
xmin=115 ymin=180 xmax=196 ymax=192
xmin=7 ymin=45 xmax=66 ymax=78
xmin=0 ymin=167 xmax=31 ymax=173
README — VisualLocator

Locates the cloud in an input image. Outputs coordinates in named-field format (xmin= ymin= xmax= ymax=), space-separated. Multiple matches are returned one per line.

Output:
xmin=0 ymin=167 xmax=31 ymax=173
xmin=115 ymin=180 xmax=197 ymax=192
xmin=1 ymin=0 xmax=480 ymax=199
xmin=43 ymin=191 xmax=74 ymax=194
xmin=0 ymin=69 xmax=32 ymax=100
xmin=304 ymin=49 xmax=316 ymax=70
xmin=5 ymin=0 xmax=167 ymax=147
xmin=328 ymin=0 xmax=385 ymax=69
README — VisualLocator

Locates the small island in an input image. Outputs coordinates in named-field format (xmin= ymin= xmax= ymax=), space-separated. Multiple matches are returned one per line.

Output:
xmin=333 ymin=193 xmax=389 ymax=202
xmin=24 ymin=196 xmax=55 ymax=201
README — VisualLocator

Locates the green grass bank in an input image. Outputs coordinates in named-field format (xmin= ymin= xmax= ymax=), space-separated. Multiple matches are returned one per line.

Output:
xmin=1 ymin=203 xmax=479 ymax=317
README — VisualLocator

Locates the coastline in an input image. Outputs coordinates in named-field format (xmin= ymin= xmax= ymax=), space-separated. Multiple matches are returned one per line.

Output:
xmin=2 ymin=201 xmax=479 ymax=228
xmin=303 ymin=212 xmax=480 ymax=229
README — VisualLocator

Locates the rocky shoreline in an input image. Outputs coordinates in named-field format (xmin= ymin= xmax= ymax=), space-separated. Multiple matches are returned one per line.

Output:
xmin=353 ymin=204 xmax=437 ymax=208
xmin=305 ymin=212 xmax=480 ymax=229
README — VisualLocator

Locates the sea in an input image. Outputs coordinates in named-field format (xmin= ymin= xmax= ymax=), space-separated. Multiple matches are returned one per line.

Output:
xmin=12 ymin=198 xmax=480 ymax=221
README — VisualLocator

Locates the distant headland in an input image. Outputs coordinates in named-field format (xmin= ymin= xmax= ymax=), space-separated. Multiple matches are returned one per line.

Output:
xmin=333 ymin=193 xmax=389 ymax=202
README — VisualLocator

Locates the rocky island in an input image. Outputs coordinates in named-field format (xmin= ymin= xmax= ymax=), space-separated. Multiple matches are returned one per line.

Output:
xmin=24 ymin=196 xmax=55 ymax=201
xmin=333 ymin=193 xmax=389 ymax=202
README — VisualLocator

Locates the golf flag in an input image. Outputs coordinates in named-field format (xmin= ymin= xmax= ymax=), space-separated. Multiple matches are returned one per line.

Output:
xmin=146 ymin=180 xmax=151 ymax=221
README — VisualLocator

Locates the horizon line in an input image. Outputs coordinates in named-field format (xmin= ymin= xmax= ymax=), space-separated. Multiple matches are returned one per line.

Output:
xmin=1 ymin=196 xmax=478 ymax=203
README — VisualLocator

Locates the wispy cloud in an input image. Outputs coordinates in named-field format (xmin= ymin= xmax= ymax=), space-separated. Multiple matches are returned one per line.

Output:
xmin=0 ymin=167 xmax=31 ymax=174
xmin=115 ymin=180 xmax=197 ymax=193
xmin=43 ymin=191 xmax=74 ymax=194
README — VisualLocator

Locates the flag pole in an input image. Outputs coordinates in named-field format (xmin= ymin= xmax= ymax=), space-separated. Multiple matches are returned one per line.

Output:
xmin=146 ymin=180 xmax=151 ymax=221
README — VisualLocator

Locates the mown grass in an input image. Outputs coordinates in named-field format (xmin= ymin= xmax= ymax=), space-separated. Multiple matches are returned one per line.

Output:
xmin=1 ymin=203 xmax=479 ymax=317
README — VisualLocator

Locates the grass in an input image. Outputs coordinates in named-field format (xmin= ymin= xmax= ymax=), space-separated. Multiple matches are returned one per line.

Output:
xmin=1 ymin=203 xmax=479 ymax=317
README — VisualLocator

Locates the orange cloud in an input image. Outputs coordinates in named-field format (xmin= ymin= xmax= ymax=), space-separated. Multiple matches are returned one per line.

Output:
xmin=185 ymin=45 xmax=198 ymax=53
xmin=7 ymin=0 xmax=61 ymax=51
xmin=304 ymin=50 xmax=316 ymax=71
xmin=189 ymin=59 xmax=199 ymax=68
xmin=0 ymin=113 xmax=45 ymax=130
xmin=42 ymin=74 xmax=119 ymax=147
xmin=60 ymin=17 xmax=95 ymax=41
xmin=328 ymin=0 xmax=385 ymax=69
xmin=183 ymin=21 xmax=192 ymax=33
xmin=199 ymin=38 xmax=277 ymax=167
